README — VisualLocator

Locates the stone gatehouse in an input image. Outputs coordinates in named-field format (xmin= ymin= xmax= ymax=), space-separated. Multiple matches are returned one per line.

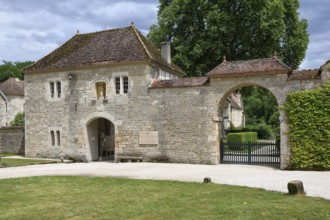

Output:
xmin=23 ymin=25 xmax=329 ymax=169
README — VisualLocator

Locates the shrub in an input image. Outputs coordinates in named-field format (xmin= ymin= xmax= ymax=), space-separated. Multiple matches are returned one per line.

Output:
xmin=228 ymin=123 xmax=274 ymax=139
xmin=227 ymin=132 xmax=257 ymax=150
xmin=10 ymin=112 xmax=25 ymax=126
xmin=284 ymin=83 xmax=330 ymax=170
xmin=227 ymin=132 xmax=257 ymax=143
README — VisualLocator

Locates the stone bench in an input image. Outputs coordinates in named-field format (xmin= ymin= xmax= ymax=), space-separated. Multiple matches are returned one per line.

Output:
xmin=117 ymin=156 xmax=143 ymax=163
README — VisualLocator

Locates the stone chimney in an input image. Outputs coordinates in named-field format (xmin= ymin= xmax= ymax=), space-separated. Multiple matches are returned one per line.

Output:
xmin=161 ymin=42 xmax=171 ymax=64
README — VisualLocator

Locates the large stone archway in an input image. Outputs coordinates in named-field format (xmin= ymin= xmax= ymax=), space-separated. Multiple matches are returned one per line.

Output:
xmin=205 ymin=58 xmax=323 ymax=168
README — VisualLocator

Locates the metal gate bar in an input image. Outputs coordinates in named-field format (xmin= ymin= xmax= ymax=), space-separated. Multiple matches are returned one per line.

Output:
xmin=220 ymin=139 xmax=280 ymax=167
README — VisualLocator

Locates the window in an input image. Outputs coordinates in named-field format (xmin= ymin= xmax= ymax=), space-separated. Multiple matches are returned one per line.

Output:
xmin=115 ymin=77 xmax=121 ymax=94
xmin=49 ymin=81 xmax=61 ymax=99
xmin=115 ymin=76 xmax=129 ymax=94
xmin=50 ymin=82 xmax=55 ymax=98
xmin=50 ymin=129 xmax=61 ymax=147
xmin=56 ymin=82 xmax=61 ymax=98
xmin=56 ymin=130 xmax=61 ymax=146
xmin=50 ymin=131 xmax=55 ymax=146
xmin=96 ymin=82 xmax=106 ymax=99
xmin=123 ymin=76 xmax=128 ymax=94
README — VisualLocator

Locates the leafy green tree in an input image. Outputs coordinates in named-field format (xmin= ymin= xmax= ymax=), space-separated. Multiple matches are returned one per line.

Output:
xmin=236 ymin=86 xmax=280 ymax=138
xmin=0 ymin=61 xmax=34 ymax=82
xmin=10 ymin=112 xmax=25 ymax=126
xmin=148 ymin=0 xmax=309 ymax=76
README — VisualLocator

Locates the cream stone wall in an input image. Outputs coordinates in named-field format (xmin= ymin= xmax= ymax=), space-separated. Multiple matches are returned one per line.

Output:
xmin=25 ymin=63 xmax=324 ymax=168
xmin=0 ymin=95 xmax=24 ymax=127
xmin=0 ymin=97 xmax=6 ymax=126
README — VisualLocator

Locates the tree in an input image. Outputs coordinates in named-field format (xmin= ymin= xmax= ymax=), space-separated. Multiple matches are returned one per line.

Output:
xmin=10 ymin=112 xmax=25 ymax=126
xmin=148 ymin=0 xmax=309 ymax=76
xmin=0 ymin=61 xmax=34 ymax=82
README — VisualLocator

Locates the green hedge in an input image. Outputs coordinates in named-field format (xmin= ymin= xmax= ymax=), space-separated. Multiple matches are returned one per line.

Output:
xmin=227 ymin=132 xmax=257 ymax=143
xmin=284 ymin=83 xmax=330 ymax=170
xmin=228 ymin=123 xmax=274 ymax=139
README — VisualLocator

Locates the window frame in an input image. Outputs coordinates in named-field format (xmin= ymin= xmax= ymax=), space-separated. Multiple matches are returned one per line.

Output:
xmin=48 ymin=79 xmax=62 ymax=100
xmin=114 ymin=75 xmax=129 ymax=95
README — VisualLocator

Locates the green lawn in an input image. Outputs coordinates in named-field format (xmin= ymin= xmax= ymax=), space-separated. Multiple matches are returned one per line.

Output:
xmin=0 ymin=158 xmax=57 ymax=167
xmin=0 ymin=176 xmax=329 ymax=219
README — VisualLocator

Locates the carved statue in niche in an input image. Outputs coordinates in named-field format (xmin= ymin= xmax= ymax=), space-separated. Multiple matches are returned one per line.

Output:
xmin=96 ymin=82 xmax=106 ymax=99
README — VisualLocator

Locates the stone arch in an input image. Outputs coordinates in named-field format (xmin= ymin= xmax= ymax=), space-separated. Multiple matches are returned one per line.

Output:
xmin=217 ymin=82 xmax=289 ymax=169
xmin=83 ymin=112 xmax=119 ymax=161
xmin=218 ymin=82 xmax=280 ymax=110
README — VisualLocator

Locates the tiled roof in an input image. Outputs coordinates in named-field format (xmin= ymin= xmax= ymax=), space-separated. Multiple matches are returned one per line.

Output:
xmin=0 ymin=78 xmax=24 ymax=96
xmin=287 ymin=69 xmax=321 ymax=80
xmin=0 ymin=90 xmax=6 ymax=101
xmin=149 ymin=77 xmax=210 ymax=88
xmin=206 ymin=57 xmax=291 ymax=78
xmin=229 ymin=94 xmax=242 ymax=109
xmin=24 ymin=25 xmax=185 ymax=75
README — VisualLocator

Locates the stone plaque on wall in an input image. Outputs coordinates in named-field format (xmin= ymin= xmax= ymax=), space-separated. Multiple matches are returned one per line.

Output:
xmin=139 ymin=131 xmax=158 ymax=145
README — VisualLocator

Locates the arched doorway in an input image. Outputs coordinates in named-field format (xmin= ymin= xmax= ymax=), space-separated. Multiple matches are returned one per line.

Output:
xmin=218 ymin=84 xmax=281 ymax=167
xmin=86 ymin=118 xmax=115 ymax=161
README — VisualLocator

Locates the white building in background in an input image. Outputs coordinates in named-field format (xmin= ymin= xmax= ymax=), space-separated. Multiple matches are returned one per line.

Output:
xmin=0 ymin=78 xmax=25 ymax=127
xmin=222 ymin=93 xmax=245 ymax=130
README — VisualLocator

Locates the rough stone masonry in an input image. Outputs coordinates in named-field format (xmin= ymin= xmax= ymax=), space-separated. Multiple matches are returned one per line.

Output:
xmin=23 ymin=25 xmax=329 ymax=169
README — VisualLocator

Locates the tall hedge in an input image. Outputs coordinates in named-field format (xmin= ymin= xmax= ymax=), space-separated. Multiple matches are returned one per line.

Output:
xmin=227 ymin=132 xmax=257 ymax=143
xmin=284 ymin=83 xmax=330 ymax=170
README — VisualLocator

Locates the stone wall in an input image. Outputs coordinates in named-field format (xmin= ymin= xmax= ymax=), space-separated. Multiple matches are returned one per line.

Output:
xmin=24 ymin=63 xmax=325 ymax=168
xmin=0 ymin=126 xmax=25 ymax=154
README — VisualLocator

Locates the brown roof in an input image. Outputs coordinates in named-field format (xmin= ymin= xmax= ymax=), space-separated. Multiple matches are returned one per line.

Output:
xmin=206 ymin=58 xmax=291 ymax=78
xmin=149 ymin=77 xmax=210 ymax=88
xmin=24 ymin=25 xmax=185 ymax=75
xmin=0 ymin=78 xmax=24 ymax=96
xmin=229 ymin=94 xmax=242 ymax=109
xmin=287 ymin=69 xmax=321 ymax=81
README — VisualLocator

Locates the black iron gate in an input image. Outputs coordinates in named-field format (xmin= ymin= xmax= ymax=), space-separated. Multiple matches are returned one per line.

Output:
xmin=220 ymin=139 xmax=280 ymax=167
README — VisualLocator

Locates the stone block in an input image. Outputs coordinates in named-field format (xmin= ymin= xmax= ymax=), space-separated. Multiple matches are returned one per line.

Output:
xmin=288 ymin=180 xmax=305 ymax=195
xmin=203 ymin=177 xmax=212 ymax=183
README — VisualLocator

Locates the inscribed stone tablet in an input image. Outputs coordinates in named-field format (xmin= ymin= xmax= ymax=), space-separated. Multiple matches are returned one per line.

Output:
xmin=139 ymin=131 xmax=158 ymax=145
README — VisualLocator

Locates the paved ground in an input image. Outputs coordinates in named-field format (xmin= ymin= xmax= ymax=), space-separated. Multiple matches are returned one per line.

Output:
xmin=0 ymin=161 xmax=329 ymax=200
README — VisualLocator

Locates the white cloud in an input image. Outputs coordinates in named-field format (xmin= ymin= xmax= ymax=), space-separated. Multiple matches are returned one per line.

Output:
xmin=0 ymin=0 xmax=158 ymax=63
xmin=0 ymin=0 xmax=329 ymax=70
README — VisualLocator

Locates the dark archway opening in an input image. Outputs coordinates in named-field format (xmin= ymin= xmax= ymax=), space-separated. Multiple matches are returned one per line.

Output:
xmin=87 ymin=118 xmax=115 ymax=161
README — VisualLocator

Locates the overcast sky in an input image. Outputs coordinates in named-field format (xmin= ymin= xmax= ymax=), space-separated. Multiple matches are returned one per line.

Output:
xmin=0 ymin=0 xmax=329 ymax=70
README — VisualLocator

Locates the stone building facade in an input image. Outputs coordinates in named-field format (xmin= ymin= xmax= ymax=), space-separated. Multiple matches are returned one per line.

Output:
xmin=0 ymin=78 xmax=25 ymax=127
xmin=222 ymin=93 xmax=245 ymax=131
xmin=24 ymin=25 xmax=328 ymax=168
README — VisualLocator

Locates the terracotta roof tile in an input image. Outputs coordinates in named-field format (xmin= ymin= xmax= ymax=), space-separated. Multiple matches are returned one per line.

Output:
xmin=149 ymin=77 xmax=210 ymax=88
xmin=287 ymin=69 xmax=321 ymax=80
xmin=0 ymin=78 xmax=24 ymax=96
xmin=24 ymin=26 xmax=185 ymax=75
xmin=206 ymin=58 xmax=291 ymax=78
xmin=229 ymin=94 xmax=242 ymax=109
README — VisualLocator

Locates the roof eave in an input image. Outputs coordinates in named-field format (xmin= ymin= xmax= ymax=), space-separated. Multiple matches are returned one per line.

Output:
xmin=207 ymin=69 xmax=290 ymax=78
xmin=23 ymin=60 xmax=152 ymax=74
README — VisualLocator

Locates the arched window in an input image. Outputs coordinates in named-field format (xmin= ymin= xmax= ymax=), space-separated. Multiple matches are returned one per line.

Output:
xmin=50 ymin=131 xmax=55 ymax=146
xmin=56 ymin=130 xmax=61 ymax=146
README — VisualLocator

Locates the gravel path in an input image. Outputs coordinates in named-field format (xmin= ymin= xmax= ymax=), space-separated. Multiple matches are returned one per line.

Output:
xmin=0 ymin=162 xmax=329 ymax=200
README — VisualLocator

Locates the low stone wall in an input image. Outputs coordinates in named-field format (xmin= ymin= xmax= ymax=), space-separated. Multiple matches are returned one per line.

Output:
xmin=0 ymin=126 xmax=24 ymax=155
